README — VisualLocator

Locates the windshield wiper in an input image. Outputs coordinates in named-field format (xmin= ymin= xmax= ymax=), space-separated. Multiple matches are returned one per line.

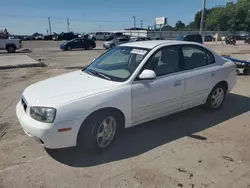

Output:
xmin=83 ymin=69 xmax=93 ymax=76
xmin=90 ymin=70 xmax=111 ymax=80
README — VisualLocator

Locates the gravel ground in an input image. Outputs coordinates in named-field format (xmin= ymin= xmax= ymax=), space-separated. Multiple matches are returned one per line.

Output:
xmin=0 ymin=41 xmax=250 ymax=188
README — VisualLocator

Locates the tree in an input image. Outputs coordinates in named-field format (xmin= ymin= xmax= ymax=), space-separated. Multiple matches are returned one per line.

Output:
xmin=175 ymin=20 xmax=185 ymax=30
xmin=161 ymin=25 xmax=174 ymax=31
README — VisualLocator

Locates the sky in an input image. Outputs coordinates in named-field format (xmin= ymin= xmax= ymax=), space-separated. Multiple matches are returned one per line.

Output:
xmin=0 ymin=0 xmax=230 ymax=35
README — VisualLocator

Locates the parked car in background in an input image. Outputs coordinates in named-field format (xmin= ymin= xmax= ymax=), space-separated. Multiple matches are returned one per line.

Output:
xmin=35 ymin=35 xmax=44 ymax=40
xmin=89 ymin=32 xmax=125 ymax=41
xmin=60 ymin=38 xmax=96 ymax=51
xmin=16 ymin=40 xmax=236 ymax=152
xmin=244 ymin=37 xmax=250 ymax=44
xmin=103 ymin=37 xmax=130 ymax=49
xmin=54 ymin=32 xmax=78 ymax=41
xmin=43 ymin=35 xmax=53 ymax=40
xmin=130 ymin=37 xmax=151 ymax=42
xmin=204 ymin=35 xmax=215 ymax=42
xmin=177 ymin=34 xmax=203 ymax=44
xmin=0 ymin=38 xmax=22 ymax=52
xmin=151 ymin=37 xmax=164 ymax=40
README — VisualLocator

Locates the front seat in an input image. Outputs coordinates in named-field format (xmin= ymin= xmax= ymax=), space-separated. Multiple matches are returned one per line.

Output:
xmin=144 ymin=57 xmax=159 ymax=71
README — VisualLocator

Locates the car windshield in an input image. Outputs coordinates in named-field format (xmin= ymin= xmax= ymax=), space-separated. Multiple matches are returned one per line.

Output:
xmin=69 ymin=38 xmax=78 ymax=42
xmin=105 ymin=37 xmax=114 ymax=41
xmin=84 ymin=46 xmax=149 ymax=82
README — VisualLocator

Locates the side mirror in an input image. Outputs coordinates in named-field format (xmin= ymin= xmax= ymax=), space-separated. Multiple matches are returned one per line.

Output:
xmin=138 ymin=69 xmax=156 ymax=80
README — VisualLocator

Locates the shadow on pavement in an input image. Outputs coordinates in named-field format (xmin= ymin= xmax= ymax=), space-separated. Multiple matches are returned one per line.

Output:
xmin=46 ymin=93 xmax=250 ymax=167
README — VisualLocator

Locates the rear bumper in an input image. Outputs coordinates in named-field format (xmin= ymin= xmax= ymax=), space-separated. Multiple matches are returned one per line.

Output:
xmin=16 ymin=101 xmax=81 ymax=149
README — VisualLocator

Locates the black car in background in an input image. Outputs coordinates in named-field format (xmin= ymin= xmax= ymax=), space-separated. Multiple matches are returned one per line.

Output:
xmin=244 ymin=37 xmax=250 ymax=44
xmin=184 ymin=34 xmax=203 ymax=44
xmin=204 ymin=35 xmax=215 ymax=42
xmin=176 ymin=34 xmax=203 ymax=44
xmin=60 ymin=38 xmax=96 ymax=51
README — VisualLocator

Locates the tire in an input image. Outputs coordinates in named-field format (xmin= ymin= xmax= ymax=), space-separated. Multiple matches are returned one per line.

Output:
xmin=205 ymin=84 xmax=227 ymax=110
xmin=78 ymin=110 xmax=124 ymax=153
xmin=92 ymin=37 xmax=96 ymax=41
xmin=243 ymin=68 xmax=250 ymax=75
xmin=110 ymin=44 xmax=115 ymax=48
xmin=67 ymin=46 xmax=72 ymax=51
xmin=85 ymin=45 xmax=93 ymax=50
xmin=6 ymin=45 xmax=16 ymax=53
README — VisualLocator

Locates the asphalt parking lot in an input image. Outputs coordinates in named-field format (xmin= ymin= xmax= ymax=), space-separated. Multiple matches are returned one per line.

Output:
xmin=0 ymin=41 xmax=250 ymax=188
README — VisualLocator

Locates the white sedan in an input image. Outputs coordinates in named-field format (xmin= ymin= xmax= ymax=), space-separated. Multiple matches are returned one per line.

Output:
xmin=16 ymin=40 xmax=237 ymax=152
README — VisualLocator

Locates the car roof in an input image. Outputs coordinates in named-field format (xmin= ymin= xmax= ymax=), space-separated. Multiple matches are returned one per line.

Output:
xmin=120 ymin=40 xmax=201 ymax=49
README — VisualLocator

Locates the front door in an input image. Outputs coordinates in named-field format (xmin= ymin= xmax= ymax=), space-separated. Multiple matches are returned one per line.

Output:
xmin=70 ymin=39 xmax=81 ymax=49
xmin=131 ymin=46 xmax=185 ymax=125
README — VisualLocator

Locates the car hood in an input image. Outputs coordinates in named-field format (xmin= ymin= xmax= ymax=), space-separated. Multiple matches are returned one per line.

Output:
xmin=104 ymin=41 xmax=113 ymax=45
xmin=61 ymin=42 xmax=68 ymax=46
xmin=22 ymin=70 xmax=121 ymax=107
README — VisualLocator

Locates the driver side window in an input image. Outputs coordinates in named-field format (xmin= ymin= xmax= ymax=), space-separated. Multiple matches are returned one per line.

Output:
xmin=144 ymin=46 xmax=180 ymax=76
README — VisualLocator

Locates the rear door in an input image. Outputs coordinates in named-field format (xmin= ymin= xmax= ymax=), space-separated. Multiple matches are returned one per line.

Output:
xmin=180 ymin=44 xmax=218 ymax=109
xmin=80 ymin=39 xmax=89 ymax=48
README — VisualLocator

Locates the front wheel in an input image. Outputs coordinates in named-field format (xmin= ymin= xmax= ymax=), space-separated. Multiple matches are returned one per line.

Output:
xmin=78 ymin=111 xmax=123 ymax=152
xmin=67 ymin=46 xmax=72 ymax=51
xmin=86 ymin=45 xmax=93 ymax=50
xmin=205 ymin=84 xmax=226 ymax=110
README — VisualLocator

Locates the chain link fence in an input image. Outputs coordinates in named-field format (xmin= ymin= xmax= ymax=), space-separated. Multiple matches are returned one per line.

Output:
xmin=123 ymin=30 xmax=249 ymax=40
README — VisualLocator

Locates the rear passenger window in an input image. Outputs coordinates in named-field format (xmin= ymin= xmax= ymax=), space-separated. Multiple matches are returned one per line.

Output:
xmin=182 ymin=46 xmax=214 ymax=70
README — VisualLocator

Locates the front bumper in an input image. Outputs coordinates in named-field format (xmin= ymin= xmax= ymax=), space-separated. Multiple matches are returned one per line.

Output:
xmin=103 ymin=43 xmax=110 ymax=49
xmin=16 ymin=101 xmax=80 ymax=149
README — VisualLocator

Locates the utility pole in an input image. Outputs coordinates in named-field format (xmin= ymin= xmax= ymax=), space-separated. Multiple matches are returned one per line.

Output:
xmin=67 ymin=17 xmax=70 ymax=32
xmin=48 ymin=17 xmax=52 ymax=35
xmin=140 ymin=20 xmax=143 ymax=29
xmin=132 ymin=16 xmax=136 ymax=30
xmin=199 ymin=0 xmax=206 ymax=35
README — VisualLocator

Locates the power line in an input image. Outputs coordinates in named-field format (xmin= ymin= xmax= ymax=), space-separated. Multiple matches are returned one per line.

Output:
xmin=172 ymin=0 xmax=198 ymax=23
xmin=0 ymin=13 xmax=131 ymax=23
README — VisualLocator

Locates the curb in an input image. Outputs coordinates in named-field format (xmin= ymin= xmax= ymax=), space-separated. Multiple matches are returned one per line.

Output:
xmin=0 ymin=62 xmax=47 ymax=70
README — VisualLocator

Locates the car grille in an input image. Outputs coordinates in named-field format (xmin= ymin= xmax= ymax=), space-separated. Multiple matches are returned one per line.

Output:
xmin=21 ymin=97 xmax=27 ymax=112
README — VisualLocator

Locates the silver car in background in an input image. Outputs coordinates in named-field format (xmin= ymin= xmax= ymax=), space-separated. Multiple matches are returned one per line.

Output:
xmin=103 ymin=37 xmax=130 ymax=49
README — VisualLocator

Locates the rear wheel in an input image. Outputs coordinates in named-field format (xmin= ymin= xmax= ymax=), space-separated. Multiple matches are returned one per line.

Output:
xmin=6 ymin=45 xmax=16 ymax=53
xmin=205 ymin=84 xmax=227 ymax=110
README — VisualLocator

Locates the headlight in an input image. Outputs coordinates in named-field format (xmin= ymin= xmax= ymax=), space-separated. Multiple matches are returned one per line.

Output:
xmin=30 ymin=107 xmax=56 ymax=123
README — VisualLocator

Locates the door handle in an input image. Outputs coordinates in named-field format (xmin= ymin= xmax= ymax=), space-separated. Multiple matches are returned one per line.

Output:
xmin=211 ymin=72 xmax=216 ymax=76
xmin=174 ymin=80 xmax=182 ymax=87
